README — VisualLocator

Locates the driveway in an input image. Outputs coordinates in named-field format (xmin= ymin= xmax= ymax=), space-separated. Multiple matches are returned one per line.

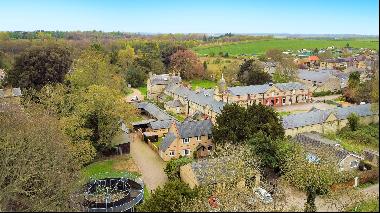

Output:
xmin=125 ymin=88 xmax=144 ymax=103
xmin=129 ymin=133 xmax=168 ymax=191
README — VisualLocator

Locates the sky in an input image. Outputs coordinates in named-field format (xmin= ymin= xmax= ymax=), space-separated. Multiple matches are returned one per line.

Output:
xmin=0 ymin=0 xmax=379 ymax=35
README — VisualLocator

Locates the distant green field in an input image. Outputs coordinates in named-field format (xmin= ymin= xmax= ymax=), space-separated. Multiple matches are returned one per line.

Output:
xmin=194 ymin=39 xmax=379 ymax=56
xmin=189 ymin=79 xmax=217 ymax=90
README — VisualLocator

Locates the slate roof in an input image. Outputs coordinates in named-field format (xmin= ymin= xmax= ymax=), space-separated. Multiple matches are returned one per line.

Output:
xmin=131 ymin=119 xmax=156 ymax=126
xmin=282 ymin=104 xmax=377 ymax=129
xmin=136 ymin=102 xmax=175 ymax=121
xmin=166 ymin=100 xmax=183 ymax=108
xmin=160 ymin=131 xmax=177 ymax=151
xmin=149 ymin=119 xmax=174 ymax=130
xmin=298 ymin=69 xmax=332 ymax=83
xmin=159 ymin=119 xmax=213 ymax=151
xmin=227 ymin=82 xmax=307 ymax=96
xmin=177 ymin=119 xmax=212 ymax=139
xmin=294 ymin=132 xmax=362 ymax=162
xmin=150 ymin=74 xmax=181 ymax=86
xmin=165 ymin=85 xmax=225 ymax=114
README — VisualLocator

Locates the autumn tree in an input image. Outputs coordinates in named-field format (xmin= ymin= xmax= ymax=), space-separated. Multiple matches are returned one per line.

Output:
xmin=282 ymin=143 xmax=352 ymax=212
xmin=0 ymin=105 xmax=81 ymax=211
xmin=272 ymin=56 xmax=298 ymax=83
xmin=5 ymin=44 xmax=72 ymax=89
xmin=169 ymin=49 xmax=205 ymax=79
xmin=265 ymin=48 xmax=283 ymax=62
xmin=237 ymin=59 xmax=271 ymax=85
xmin=181 ymin=144 xmax=287 ymax=212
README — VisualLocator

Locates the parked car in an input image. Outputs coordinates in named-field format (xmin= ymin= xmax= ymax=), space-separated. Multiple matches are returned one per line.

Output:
xmin=131 ymin=96 xmax=139 ymax=101
xmin=254 ymin=187 xmax=273 ymax=204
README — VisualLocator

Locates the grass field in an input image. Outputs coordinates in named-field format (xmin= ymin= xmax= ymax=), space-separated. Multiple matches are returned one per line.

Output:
xmin=137 ymin=86 xmax=147 ymax=98
xmin=194 ymin=39 xmax=379 ymax=56
xmin=324 ymin=123 xmax=379 ymax=154
xmin=348 ymin=197 xmax=379 ymax=212
xmin=188 ymin=79 xmax=217 ymax=90
xmin=80 ymin=155 xmax=141 ymax=182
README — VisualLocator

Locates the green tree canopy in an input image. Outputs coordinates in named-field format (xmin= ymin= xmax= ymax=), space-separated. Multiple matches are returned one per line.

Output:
xmin=237 ymin=59 xmax=271 ymax=85
xmin=212 ymin=103 xmax=284 ymax=144
xmin=137 ymin=180 xmax=199 ymax=212
xmin=5 ymin=44 xmax=72 ymax=89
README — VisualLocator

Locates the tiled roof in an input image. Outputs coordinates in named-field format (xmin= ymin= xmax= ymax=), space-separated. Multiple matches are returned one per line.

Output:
xmin=149 ymin=119 xmax=174 ymax=130
xmin=294 ymin=132 xmax=352 ymax=161
xmin=177 ymin=119 xmax=212 ymax=139
xmin=298 ymin=69 xmax=332 ymax=83
xmin=165 ymin=85 xmax=225 ymax=114
xmin=150 ymin=74 xmax=181 ymax=86
xmin=159 ymin=119 xmax=212 ymax=151
xmin=227 ymin=82 xmax=307 ymax=96
xmin=136 ymin=102 xmax=175 ymax=121
xmin=160 ymin=131 xmax=176 ymax=151
xmin=166 ymin=100 xmax=183 ymax=108
xmin=282 ymin=104 xmax=377 ymax=129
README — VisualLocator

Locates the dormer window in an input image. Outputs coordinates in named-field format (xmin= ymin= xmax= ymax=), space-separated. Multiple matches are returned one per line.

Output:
xmin=196 ymin=136 xmax=201 ymax=141
xmin=183 ymin=138 xmax=189 ymax=144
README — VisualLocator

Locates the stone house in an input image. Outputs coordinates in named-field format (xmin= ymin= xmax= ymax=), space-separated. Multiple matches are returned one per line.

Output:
xmin=164 ymin=84 xmax=225 ymax=123
xmin=147 ymin=73 xmax=181 ymax=100
xmin=294 ymin=132 xmax=363 ymax=171
xmin=159 ymin=119 xmax=214 ymax=161
xmin=214 ymin=82 xmax=310 ymax=107
xmin=297 ymin=69 xmax=341 ymax=93
xmin=320 ymin=58 xmax=350 ymax=70
xmin=282 ymin=104 xmax=379 ymax=137
xmin=164 ymin=100 xmax=184 ymax=114
xmin=180 ymin=157 xmax=261 ymax=189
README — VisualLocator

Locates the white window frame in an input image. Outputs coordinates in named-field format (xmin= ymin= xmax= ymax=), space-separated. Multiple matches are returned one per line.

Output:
xmin=196 ymin=136 xmax=201 ymax=141
xmin=183 ymin=138 xmax=190 ymax=144
xmin=169 ymin=150 xmax=175 ymax=156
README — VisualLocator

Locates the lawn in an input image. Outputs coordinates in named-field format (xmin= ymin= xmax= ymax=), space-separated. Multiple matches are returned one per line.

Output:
xmin=194 ymin=39 xmax=379 ymax=56
xmin=188 ymin=79 xmax=217 ymax=90
xmin=137 ymin=86 xmax=147 ymax=98
xmin=80 ymin=155 xmax=141 ymax=182
xmin=324 ymin=123 xmax=379 ymax=154
xmin=169 ymin=111 xmax=186 ymax=122
xmin=348 ymin=197 xmax=379 ymax=212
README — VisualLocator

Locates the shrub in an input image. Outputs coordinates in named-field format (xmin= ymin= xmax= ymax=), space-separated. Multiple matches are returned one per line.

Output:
xmin=347 ymin=113 xmax=360 ymax=131
xmin=164 ymin=157 xmax=193 ymax=180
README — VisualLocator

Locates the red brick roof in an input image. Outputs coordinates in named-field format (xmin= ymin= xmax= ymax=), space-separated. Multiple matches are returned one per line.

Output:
xmin=308 ymin=55 xmax=319 ymax=61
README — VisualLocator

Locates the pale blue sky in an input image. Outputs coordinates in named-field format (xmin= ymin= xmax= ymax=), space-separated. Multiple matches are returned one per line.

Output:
xmin=0 ymin=0 xmax=378 ymax=34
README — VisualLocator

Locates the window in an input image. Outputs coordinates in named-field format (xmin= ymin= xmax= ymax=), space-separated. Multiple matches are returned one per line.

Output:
xmin=169 ymin=151 xmax=175 ymax=156
xmin=208 ymin=134 xmax=212 ymax=140
xmin=208 ymin=145 xmax=213 ymax=151
xmin=183 ymin=138 xmax=189 ymax=144
xmin=183 ymin=149 xmax=190 ymax=156
xmin=282 ymin=97 xmax=286 ymax=104
xmin=350 ymin=160 xmax=359 ymax=168
xmin=196 ymin=136 xmax=201 ymax=141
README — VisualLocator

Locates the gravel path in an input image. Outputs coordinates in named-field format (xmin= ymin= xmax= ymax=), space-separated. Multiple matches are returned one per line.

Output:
xmin=129 ymin=133 xmax=168 ymax=191
xmin=125 ymin=88 xmax=144 ymax=103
